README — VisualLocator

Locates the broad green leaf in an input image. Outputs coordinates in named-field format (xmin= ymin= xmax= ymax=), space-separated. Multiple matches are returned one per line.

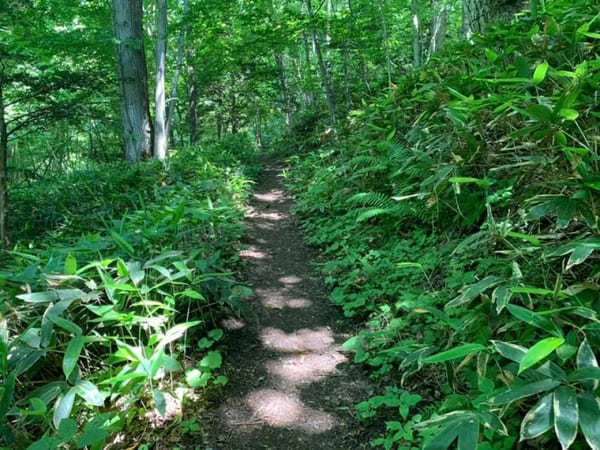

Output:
xmin=577 ymin=340 xmax=599 ymax=391
xmin=200 ymin=351 xmax=222 ymax=370
xmin=559 ymin=109 xmax=579 ymax=121
xmin=489 ymin=379 xmax=560 ymax=405
xmin=424 ymin=423 xmax=460 ymax=450
xmin=0 ymin=372 xmax=15 ymax=417
xmin=520 ymin=393 xmax=553 ymax=440
xmin=208 ymin=329 xmax=224 ymax=341
xmin=186 ymin=369 xmax=204 ymax=387
xmin=568 ymin=367 xmax=600 ymax=382
xmin=518 ymin=337 xmax=564 ymax=374
xmin=57 ymin=418 xmax=78 ymax=440
xmin=73 ymin=380 xmax=105 ymax=406
xmin=110 ymin=230 xmax=135 ymax=256
xmin=579 ymin=392 xmax=600 ymax=450
xmin=527 ymin=104 xmax=553 ymax=122
xmin=53 ymin=388 xmax=76 ymax=428
xmin=64 ymin=254 xmax=77 ymax=275
xmin=156 ymin=321 xmax=201 ymax=351
xmin=457 ymin=417 xmax=479 ymax=450
xmin=153 ymin=389 xmax=166 ymax=417
xmin=533 ymin=61 xmax=549 ymax=84
xmin=492 ymin=286 xmax=512 ymax=313
xmin=554 ymin=387 xmax=578 ymax=449
xmin=446 ymin=277 xmax=502 ymax=309
xmin=507 ymin=304 xmax=562 ymax=336
xmin=567 ymin=246 xmax=594 ymax=270
xmin=423 ymin=344 xmax=486 ymax=364
xmin=48 ymin=315 xmax=82 ymax=336
xmin=63 ymin=335 xmax=84 ymax=378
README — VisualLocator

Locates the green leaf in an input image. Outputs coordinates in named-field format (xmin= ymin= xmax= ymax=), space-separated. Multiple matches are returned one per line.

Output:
xmin=73 ymin=380 xmax=104 ymax=407
xmin=527 ymin=104 xmax=554 ymax=122
xmin=533 ymin=61 xmax=549 ymax=85
xmin=446 ymin=276 xmax=502 ymax=309
xmin=208 ymin=329 xmax=224 ymax=341
xmin=423 ymin=344 xmax=486 ymax=364
xmin=579 ymin=392 xmax=600 ymax=450
xmin=449 ymin=177 xmax=491 ymax=189
xmin=457 ymin=417 xmax=479 ymax=450
xmin=200 ymin=351 xmax=222 ymax=370
xmin=48 ymin=315 xmax=83 ymax=336
xmin=577 ymin=340 xmax=599 ymax=391
xmin=186 ymin=369 xmax=204 ymax=388
xmin=518 ymin=337 xmax=564 ymax=374
xmin=63 ymin=335 xmax=84 ymax=378
xmin=424 ymin=424 xmax=460 ymax=450
xmin=554 ymin=387 xmax=579 ymax=450
xmin=559 ymin=109 xmax=579 ymax=121
xmin=520 ymin=393 xmax=553 ymax=440
xmin=567 ymin=246 xmax=594 ymax=270
xmin=492 ymin=286 xmax=512 ymax=313
xmin=153 ymin=389 xmax=166 ymax=417
xmin=156 ymin=321 xmax=201 ymax=351
xmin=57 ymin=418 xmax=78 ymax=440
xmin=53 ymin=388 xmax=76 ymax=428
xmin=507 ymin=304 xmax=562 ymax=336
xmin=64 ymin=254 xmax=77 ymax=275
xmin=489 ymin=379 xmax=561 ymax=405
xmin=110 ymin=230 xmax=135 ymax=256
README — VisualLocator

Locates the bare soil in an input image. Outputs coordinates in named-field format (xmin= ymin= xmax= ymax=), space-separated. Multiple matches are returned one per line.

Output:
xmin=198 ymin=161 xmax=376 ymax=449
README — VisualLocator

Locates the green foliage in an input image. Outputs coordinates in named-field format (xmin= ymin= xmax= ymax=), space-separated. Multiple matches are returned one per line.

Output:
xmin=287 ymin=0 xmax=600 ymax=447
xmin=0 ymin=146 xmax=254 ymax=447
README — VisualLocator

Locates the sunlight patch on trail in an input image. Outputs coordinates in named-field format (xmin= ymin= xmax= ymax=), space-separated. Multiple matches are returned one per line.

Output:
xmin=260 ymin=327 xmax=336 ymax=353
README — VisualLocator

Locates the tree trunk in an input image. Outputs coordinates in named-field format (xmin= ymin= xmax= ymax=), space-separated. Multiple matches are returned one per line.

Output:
xmin=377 ymin=0 xmax=392 ymax=87
xmin=343 ymin=0 xmax=354 ymax=110
xmin=462 ymin=0 xmax=523 ymax=37
xmin=112 ymin=0 xmax=152 ymax=162
xmin=306 ymin=0 xmax=337 ymax=126
xmin=302 ymin=32 xmax=316 ymax=108
xmin=187 ymin=72 xmax=199 ymax=143
xmin=274 ymin=52 xmax=293 ymax=127
xmin=411 ymin=0 xmax=422 ymax=68
xmin=166 ymin=0 xmax=190 ymax=141
xmin=428 ymin=1 xmax=448 ymax=58
xmin=0 ymin=72 xmax=8 ymax=247
xmin=153 ymin=0 xmax=168 ymax=160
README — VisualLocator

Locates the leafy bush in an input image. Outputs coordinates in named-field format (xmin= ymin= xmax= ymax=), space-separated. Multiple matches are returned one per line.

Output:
xmin=0 ymin=146 xmax=255 ymax=448
xmin=287 ymin=0 xmax=600 ymax=448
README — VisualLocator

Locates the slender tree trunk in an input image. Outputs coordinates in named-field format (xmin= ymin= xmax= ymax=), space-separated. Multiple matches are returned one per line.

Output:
xmin=302 ymin=32 xmax=316 ymax=108
xmin=112 ymin=0 xmax=152 ymax=162
xmin=166 ymin=0 xmax=190 ymax=141
xmin=0 ymin=72 xmax=8 ymax=247
xmin=154 ymin=0 xmax=168 ymax=160
xmin=343 ymin=0 xmax=352 ymax=110
xmin=461 ymin=0 xmax=522 ymax=37
xmin=428 ymin=1 xmax=448 ymax=58
xmin=306 ymin=0 xmax=336 ymax=126
xmin=187 ymin=73 xmax=199 ymax=143
xmin=274 ymin=52 xmax=293 ymax=127
xmin=377 ymin=0 xmax=392 ymax=86
xmin=411 ymin=0 xmax=422 ymax=68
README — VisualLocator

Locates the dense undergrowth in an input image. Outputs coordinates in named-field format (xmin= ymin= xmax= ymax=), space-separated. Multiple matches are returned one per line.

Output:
xmin=287 ymin=1 xmax=600 ymax=448
xmin=0 ymin=137 xmax=258 ymax=449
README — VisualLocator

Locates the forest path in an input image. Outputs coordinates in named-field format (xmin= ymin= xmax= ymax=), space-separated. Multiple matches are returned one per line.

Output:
xmin=200 ymin=161 xmax=374 ymax=449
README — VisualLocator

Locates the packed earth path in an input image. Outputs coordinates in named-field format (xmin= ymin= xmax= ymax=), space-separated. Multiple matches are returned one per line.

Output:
xmin=200 ymin=161 xmax=375 ymax=449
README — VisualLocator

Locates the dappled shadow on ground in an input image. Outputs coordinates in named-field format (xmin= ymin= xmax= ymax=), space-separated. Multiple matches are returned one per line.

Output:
xmin=199 ymin=163 xmax=373 ymax=449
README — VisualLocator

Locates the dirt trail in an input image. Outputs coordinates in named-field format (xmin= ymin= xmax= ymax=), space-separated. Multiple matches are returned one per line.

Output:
xmin=201 ymin=162 xmax=374 ymax=449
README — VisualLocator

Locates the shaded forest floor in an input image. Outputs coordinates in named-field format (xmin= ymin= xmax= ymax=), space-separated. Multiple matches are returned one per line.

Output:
xmin=195 ymin=161 xmax=376 ymax=449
